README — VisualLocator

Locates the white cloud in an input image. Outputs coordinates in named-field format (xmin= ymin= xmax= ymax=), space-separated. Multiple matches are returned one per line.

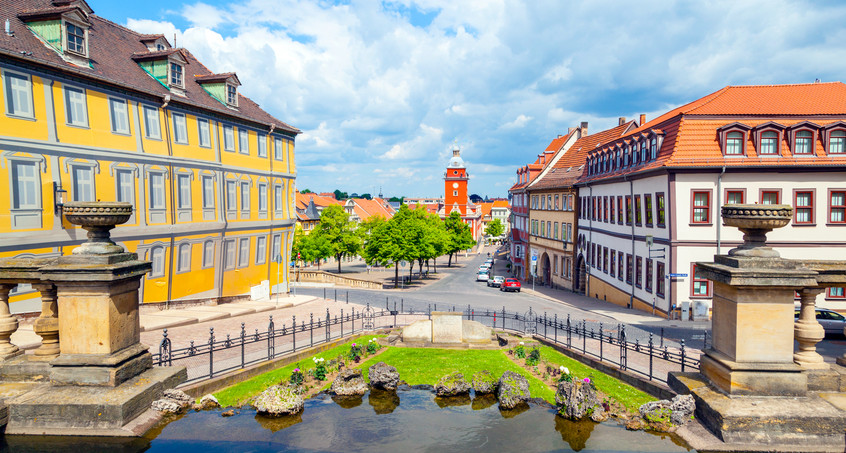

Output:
xmin=121 ymin=0 xmax=846 ymax=197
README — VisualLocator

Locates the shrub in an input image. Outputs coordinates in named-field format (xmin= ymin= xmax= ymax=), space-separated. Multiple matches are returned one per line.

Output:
xmin=366 ymin=338 xmax=380 ymax=354
xmin=514 ymin=342 xmax=526 ymax=359
xmin=349 ymin=343 xmax=362 ymax=362
xmin=558 ymin=366 xmax=573 ymax=383
xmin=526 ymin=347 xmax=541 ymax=366
xmin=289 ymin=367 xmax=304 ymax=386
xmin=312 ymin=357 xmax=327 ymax=381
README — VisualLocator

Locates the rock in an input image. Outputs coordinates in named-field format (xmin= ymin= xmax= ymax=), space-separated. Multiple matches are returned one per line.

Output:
xmin=221 ymin=409 xmax=235 ymax=417
xmin=555 ymin=379 xmax=604 ymax=420
xmin=197 ymin=394 xmax=221 ymax=410
xmin=639 ymin=394 xmax=695 ymax=428
xmin=434 ymin=372 xmax=471 ymax=397
xmin=253 ymin=385 xmax=305 ymax=416
xmin=368 ymin=362 xmax=400 ymax=390
xmin=330 ymin=369 xmax=368 ymax=396
xmin=625 ymin=418 xmax=646 ymax=430
xmin=669 ymin=394 xmax=695 ymax=426
xmin=387 ymin=334 xmax=400 ymax=345
xmin=163 ymin=389 xmax=192 ymax=406
xmin=471 ymin=370 xmax=498 ymax=394
xmin=151 ymin=398 xmax=184 ymax=414
xmin=496 ymin=371 xmax=530 ymax=409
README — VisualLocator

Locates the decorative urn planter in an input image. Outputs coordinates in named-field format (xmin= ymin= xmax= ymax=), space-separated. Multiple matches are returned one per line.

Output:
xmin=62 ymin=202 xmax=133 ymax=255
xmin=721 ymin=204 xmax=792 ymax=257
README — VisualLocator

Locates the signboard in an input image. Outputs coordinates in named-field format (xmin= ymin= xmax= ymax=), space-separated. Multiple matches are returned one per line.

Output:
xmin=531 ymin=256 xmax=538 ymax=262
xmin=668 ymin=273 xmax=688 ymax=278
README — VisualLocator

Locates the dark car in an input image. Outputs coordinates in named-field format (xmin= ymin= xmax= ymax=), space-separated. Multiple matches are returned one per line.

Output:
xmin=500 ymin=278 xmax=521 ymax=292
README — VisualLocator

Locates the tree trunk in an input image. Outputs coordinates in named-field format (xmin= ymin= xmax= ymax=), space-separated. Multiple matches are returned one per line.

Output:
xmin=337 ymin=254 xmax=343 ymax=273
xmin=408 ymin=260 xmax=414 ymax=279
xmin=448 ymin=253 xmax=453 ymax=267
xmin=394 ymin=264 xmax=399 ymax=288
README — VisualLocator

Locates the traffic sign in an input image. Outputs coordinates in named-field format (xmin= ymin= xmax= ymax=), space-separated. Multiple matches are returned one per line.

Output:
xmin=531 ymin=255 xmax=538 ymax=262
xmin=668 ymin=273 xmax=688 ymax=278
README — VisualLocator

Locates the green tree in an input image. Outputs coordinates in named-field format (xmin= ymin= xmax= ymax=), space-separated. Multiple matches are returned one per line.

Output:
xmin=444 ymin=211 xmax=475 ymax=266
xmin=359 ymin=215 xmax=389 ymax=266
xmin=388 ymin=196 xmax=404 ymax=203
xmin=485 ymin=219 xmax=504 ymax=238
xmin=292 ymin=226 xmax=331 ymax=269
xmin=316 ymin=205 xmax=362 ymax=273
xmin=300 ymin=189 xmax=313 ymax=194
xmin=360 ymin=193 xmax=372 ymax=200
xmin=333 ymin=189 xmax=349 ymax=200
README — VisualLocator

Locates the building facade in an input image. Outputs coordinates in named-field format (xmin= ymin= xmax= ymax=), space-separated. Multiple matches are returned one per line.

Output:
xmin=577 ymin=83 xmax=846 ymax=317
xmin=0 ymin=0 xmax=299 ymax=310
xmin=442 ymin=146 xmax=483 ymax=239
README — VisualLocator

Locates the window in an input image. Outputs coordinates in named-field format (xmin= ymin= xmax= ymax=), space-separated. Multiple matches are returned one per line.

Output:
xmin=177 ymin=243 xmax=191 ymax=273
xmin=240 ymin=181 xmax=250 ymax=216
xmin=656 ymin=262 xmax=665 ymax=298
xmin=116 ymin=169 xmax=134 ymax=203
xmin=202 ymin=240 xmax=214 ymax=268
xmin=635 ymin=195 xmax=643 ymax=226
xmin=271 ymin=235 xmax=282 ymax=263
xmin=760 ymin=131 xmax=779 ymax=155
xmin=603 ymin=247 xmax=609 ymax=274
xmin=66 ymin=22 xmax=86 ymax=54
xmin=610 ymin=251 xmax=616 ymax=278
xmin=726 ymin=190 xmax=744 ymax=204
xmin=172 ymin=113 xmax=188 ymax=144
xmin=143 ymin=106 xmax=161 ymax=139
xmin=238 ymin=237 xmax=249 ymax=267
xmin=554 ymin=195 xmax=559 ymax=210
xmin=650 ymin=137 xmax=657 ymax=160
xmin=645 ymin=258 xmax=653 ymax=292
xmin=644 ymin=194 xmax=653 ymax=226
xmin=198 ymin=118 xmax=211 ymax=147
xmin=827 ymin=287 xmax=845 ymax=299
xmin=609 ymin=197 xmax=616 ymax=224
xmin=169 ymin=63 xmax=184 ymax=88
xmin=725 ymin=131 xmax=744 ymax=155
xmin=10 ymin=161 xmax=40 ymax=211
xmin=64 ymin=86 xmax=87 ymax=127
xmin=4 ymin=71 xmax=34 ymax=118
xmin=256 ymin=236 xmax=267 ymax=265
xmin=692 ymin=191 xmax=710 ymax=224
xmin=258 ymin=183 xmax=268 ymax=214
xmin=626 ymin=254 xmax=633 ymax=284
xmin=794 ymin=130 xmax=813 ymax=155
xmin=541 ymin=196 xmax=545 ymax=210
xmin=618 ymin=251 xmax=624 ymax=281
xmin=692 ymin=264 xmax=711 ymax=297
xmin=224 ymin=240 xmax=236 ymax=269
xmin=202 ymin=176 xmax=215 ymax=209
xmin=150 ymin=246 xmax=165 ymax=277
xmin=830 ymin=191 xmax=846 ymax=223
xmin=238 ymin=129 xmax=249 ymax=154
xmin=657 ymin=193 xmax=666 ymax=227
xmin=223 ymin=126 xmax=235 ymax=151
xmin=553 ymin=222 xmax=558 ymax=240
xmin=274 ymin=185 xmax=283 ymax=214
xmin=794 ymin=191 xmax=814 ymax=224
xmin=108 ymin=98 xmax=130 ymax=134
xmin=830 ymin=130 xmax=846 ymax=154
xmin=274 ymin=137 xmax=284 ymax=161
xmin=258 ymin=135 xmax=267 ymax=158
xmin=227 ymin=84 xmax=238 ymax=106
xmin=149 ymin=173 xmax=165 ymax=209
xmin=635 ymin=256 xmax=643 ymax=288
xmin=617 ymin=196 xmax=623 ymax=225
xmin=761 ymin=190 xmax=780 ymax=205
xmin=72 ymin=166 xmax=94 ymax=202
xmin=625 ymin=196 xmax=632 ymax=225
xmin=177 ymin=174 xmax=191 ymax=209
xmin=603 ymin=196 xmax=608 ymax=222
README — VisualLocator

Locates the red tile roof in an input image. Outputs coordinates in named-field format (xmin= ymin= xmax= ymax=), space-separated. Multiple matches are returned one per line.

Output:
xmin=1 ymin=0 xmax=298 ymax=134
xmin=296 ymin=192 xmax=342 ymax=210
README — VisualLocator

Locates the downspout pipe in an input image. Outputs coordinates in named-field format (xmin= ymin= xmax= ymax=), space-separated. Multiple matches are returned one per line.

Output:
xmin=716 ymin=166 xmax=726 ymax=255
xmin=161 ymin=95 xmax=175 ymax=309
xmin=586 ymin=185 xmax=592 ymax=299
xmin=626 ymin=174 xmax=634 ymax=310
xmin=267 ymin=124 xmax=277 ymax=295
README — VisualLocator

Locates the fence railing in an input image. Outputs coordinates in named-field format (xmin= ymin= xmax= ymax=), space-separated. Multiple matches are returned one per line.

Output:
xmin=153 ymin=303 xmax=701 ymax=385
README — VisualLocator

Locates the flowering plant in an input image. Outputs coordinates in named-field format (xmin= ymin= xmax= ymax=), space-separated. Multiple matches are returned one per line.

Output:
xmin=289 ymin=367 xmax=304 ymax=386
xmin=526 ymin=347 xmax=541 ymax=366
xmin=514 ymin=342 xmax=526 ymax=359
xmin=312 ymin=357 xmax=327 ymax=381
xmin=558 ymin=365 xmax=573 ymax=383
xmin=349 ymin=342 xmax=362 ymax=362
xmin=366 ymin=338 xmax=380 ymax=354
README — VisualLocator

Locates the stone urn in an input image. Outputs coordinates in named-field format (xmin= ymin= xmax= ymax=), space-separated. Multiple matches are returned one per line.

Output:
xmin=62 ymin=202 xmax=133 ymax=255
xmin=721 ymin=204 xmax=792 ymax=257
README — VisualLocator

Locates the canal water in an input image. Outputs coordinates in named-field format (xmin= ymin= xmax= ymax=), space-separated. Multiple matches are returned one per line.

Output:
xmin=1 ymin=389 xmax=693 ymax=452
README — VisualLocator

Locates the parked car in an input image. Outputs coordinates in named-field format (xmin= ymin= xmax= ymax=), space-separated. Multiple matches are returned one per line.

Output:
xmin=478 ymin=264 xmax=490 ymax=273
xmin=488 ymin=276 xmax=504 ymax=287
xmin=794 ymin=308 xmax=846 ymax=336
xmin=476 ymin=271 xmax=490 ymax=282
xmin=500 ymin=278 xmax=521 ymax=292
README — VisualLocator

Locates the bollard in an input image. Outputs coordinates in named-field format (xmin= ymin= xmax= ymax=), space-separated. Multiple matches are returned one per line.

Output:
xmin=208 ymin=327 xmax=215 ymax=378
xmin=292 ymin=315 xmax=297 ymax=352
xmin=648 ymin=333 xmax=654 ymax=381
xmin=599 ymin=322 xmax=603 ymax=361
xmin=681 ymin=339 xmax=686 ymax=372
xmin=660 ymin=327 xmax=664 ymax=348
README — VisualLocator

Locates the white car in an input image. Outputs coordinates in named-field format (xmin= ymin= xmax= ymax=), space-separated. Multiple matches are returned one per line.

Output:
xmin=479 ymin=264 xmax=490 ymax=272
xmin=476 ymin=271 xmax=490 ymax=282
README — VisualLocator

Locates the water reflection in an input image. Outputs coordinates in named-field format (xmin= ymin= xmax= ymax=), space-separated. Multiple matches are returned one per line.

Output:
xmin=368 ymin=389 xmax=400 ymax=414
xmin=554 ymin=415 xmax=595 ymax=451
xmin=0 ymin=435 xmax=150 ymax=453
xmin=434 ymin=394 xmax=471 ymax=408
xmin=331 ymin=394 xmax=363 ymax=408
xmin=471 ymin=393 xmax=497 ymax=410
xmin=255 ymin=413 xmax=303 ymax=432
xmin=499 ymin=401 xmax=530 ymax=418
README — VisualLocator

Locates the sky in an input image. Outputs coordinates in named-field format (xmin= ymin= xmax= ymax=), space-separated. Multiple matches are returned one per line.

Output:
xmin=90 ymin=0 xmax=846 ymax=199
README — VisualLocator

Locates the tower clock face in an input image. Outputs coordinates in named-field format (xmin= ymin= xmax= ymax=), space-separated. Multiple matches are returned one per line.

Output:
xmin=452 ymin=183 xmax=459 ymax=189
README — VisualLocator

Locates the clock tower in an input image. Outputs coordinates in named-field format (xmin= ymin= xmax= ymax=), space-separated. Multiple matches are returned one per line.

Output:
xmin=444 ymin=144 xmax=468 ymax=215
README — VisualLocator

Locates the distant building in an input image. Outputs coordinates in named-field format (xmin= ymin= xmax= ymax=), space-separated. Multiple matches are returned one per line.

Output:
xmin=443 ymin=145 xmax=483 ymax=239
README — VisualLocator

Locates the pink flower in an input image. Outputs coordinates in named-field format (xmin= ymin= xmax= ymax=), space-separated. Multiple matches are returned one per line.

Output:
xmin=294 ymin=368 xmax=299 ymax=372
xmin=583 ymin=378 xmax=590 ymax=384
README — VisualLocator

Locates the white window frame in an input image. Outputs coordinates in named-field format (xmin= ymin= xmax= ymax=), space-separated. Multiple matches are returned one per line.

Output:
xmin=172 ymin=112 xmax=188 ymax=144
xmin=64 ymin=20 xmax=88 ymax=56
xmin=197 ymin=118 xmax=211 ymax=148
xmin=142 ymin=105 xmax=161 ymax=139
xmin=10 ymin=160 xmax=40 ymax=210
xmin=257 ymin=134 xmax=267 ymax=158
xmin=149 ymin=171 xmax=166 ymax=210
xmin=238 ymin=129 xmax=249 ymax=155
xmin=226 ymin=83 xmax=238 ymax=106
xmin=274 ymin=184 xmax=283 ymax=216
xmin=202 ymin=240 xmax=215 ymax=268
xmin=258 ymin=182 xmax=268 ymax=216
xmin=223 ymin=240 xmax=236 ymax=270
xmin=3 ymin=70 xmax=34 ymax=119
xmin=177 ymin=173 xmax=191 ymax=209
xmin=240 ymin=181 xmax=251 ymax=218
xmin=256 ymin=236 xmax=267 ymax=265
xmin=64 ymin=85 xmax=88 ymax=127
xmin=108 ymin=97 xmax=130 ymax=135
xmin=271 ymin=234 xmax=282 ymax=263
xmin=150 ymin=246 xmax=165 ymax=277
xmin=115 ymin=168 xmax=135 ymax=204
xmin=225 ymin=180 xmax=237 ymax=219
xmin=177 ymin=243 xmax=191 ymax=273
xmin=223 ymin=125 xmax=235 ymax=152
xmin=71 ymin=165 xmax=95 ymax=202
xmin=202 ymin=175 xmax=215 ymax=209
xmin=274 ymin=137 xmax=284 ymax=161
xmin=238 ymin=237 xmax=250 ymax=268
xmin=169 ymin=62 xmax=184 ymax=88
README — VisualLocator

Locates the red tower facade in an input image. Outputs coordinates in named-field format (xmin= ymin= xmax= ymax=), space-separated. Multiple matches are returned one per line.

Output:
xmin=444 ymin=145 xmax=468 ymax=215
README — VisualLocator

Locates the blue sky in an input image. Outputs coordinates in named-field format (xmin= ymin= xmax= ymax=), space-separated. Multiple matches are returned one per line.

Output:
xmin=89 ymin=0 xmax=846 ymax=198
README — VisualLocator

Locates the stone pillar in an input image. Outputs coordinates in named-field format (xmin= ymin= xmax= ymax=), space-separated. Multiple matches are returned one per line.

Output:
xmin=31 ymin=283 xmax=60 ymax=359
xmin=793 ymin=288 xmax=827 ymax=370
xmin=0 ymin=284 xmax=22 ymax=361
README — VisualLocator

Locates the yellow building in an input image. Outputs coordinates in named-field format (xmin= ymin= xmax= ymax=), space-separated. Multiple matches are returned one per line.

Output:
xmin=0 ymin=0 xmax=299 ymax=311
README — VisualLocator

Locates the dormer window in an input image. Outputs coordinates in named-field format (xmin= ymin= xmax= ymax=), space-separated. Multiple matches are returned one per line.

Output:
xmin=794 ymin=130 xmax=813 ymax=155
xmin=227 ymin=84 xmax=238 ymax=106
xmin=640 ymin=140 xmax=647 ymax=162
xmin=650 ymin=137 xmax=657 ymax=160
xmin=759 ymin=131 xmax=779 ymax=155
xmin=157 ymin=43 xmax=165 ymax=51
xmin=718 ymin=123 xmax=751 ymax=157
xmin=725 ymin=132 xmax=744 ymax=155
xmin=66 ymin=22 xmax=86 ymax=54
xmin=829 ymin=130 xmax=846 ymax=154
xmin=170 ymin=63 xmax=184 ymax=88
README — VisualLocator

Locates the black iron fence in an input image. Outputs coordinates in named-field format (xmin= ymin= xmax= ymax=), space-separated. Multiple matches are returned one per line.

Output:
xmin=153 ymin=303 xmax=701 ymax=385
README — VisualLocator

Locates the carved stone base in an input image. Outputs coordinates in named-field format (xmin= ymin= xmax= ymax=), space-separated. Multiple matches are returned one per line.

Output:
xmin=50 ymin=344 xmax=152 ymax=387
xmin=700 ymin=349 xmax=807 ymax=396
xmin=32 ymin=316 xmax=60 ymax=359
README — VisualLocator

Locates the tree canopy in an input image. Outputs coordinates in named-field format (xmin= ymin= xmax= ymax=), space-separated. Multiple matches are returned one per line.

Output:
xmin=485 ymin=218 xmax=504 ymax=237
xmin=444 ymin=211 xmax=476 ymax=266
xmin=316 ymin=205 xmax=361 ymax=272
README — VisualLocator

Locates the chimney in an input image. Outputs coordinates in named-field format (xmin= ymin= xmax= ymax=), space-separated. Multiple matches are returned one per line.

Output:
xmin=618 ymin=117 xmax=626 ymax=126
xmin=639 ymin=113 xmax=646 ymax=125
xmin=580 ymin=122 xmax=588 ymax=137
